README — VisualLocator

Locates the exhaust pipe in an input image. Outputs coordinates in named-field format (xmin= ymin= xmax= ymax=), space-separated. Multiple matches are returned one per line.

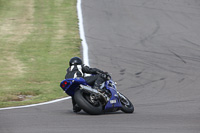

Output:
xmin=80 ymin=85 xmax=108 ymax=102
xmin=79 ymin=85 xmax=100 ymax=94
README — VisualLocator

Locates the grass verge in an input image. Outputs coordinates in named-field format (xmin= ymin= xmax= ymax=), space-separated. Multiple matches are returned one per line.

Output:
xmin=0 ymin=0 xmax=80 ymax=107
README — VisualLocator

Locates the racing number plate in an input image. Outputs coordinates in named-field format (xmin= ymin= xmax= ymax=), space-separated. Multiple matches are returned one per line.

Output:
xmin=110 ymin=100 xmax=116 ymax=104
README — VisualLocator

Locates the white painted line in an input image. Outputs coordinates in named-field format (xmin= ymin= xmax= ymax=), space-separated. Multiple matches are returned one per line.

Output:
xmin=0 ymin=97 xmax=71 ymax=111
xmin=0 ymin=0 xmax=89 ymax=111
xmin=77 ymin=0 xmax=89 ymax=66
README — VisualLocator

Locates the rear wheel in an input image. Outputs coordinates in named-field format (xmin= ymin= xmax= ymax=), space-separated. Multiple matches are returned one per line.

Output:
xmin=74 ymin=89 xmax=103 ymax=115
xmin=118 ymin=92 xmax=134 ymax=113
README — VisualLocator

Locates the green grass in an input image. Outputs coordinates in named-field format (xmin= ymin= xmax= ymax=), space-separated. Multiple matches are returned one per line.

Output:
xmin=0 ymin=0 xmax=81 ymax=107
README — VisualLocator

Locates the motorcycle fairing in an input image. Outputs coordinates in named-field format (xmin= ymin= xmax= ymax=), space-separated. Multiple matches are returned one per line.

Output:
xmin=60 ymin=78 xmax=87 ymax=96
xmin=104 ymin=85 xmax=122 ymax=110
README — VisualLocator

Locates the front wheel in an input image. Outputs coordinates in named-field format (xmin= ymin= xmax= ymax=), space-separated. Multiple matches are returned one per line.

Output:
xmin=118 ymin=92 xmax=134 ymax=113
xmin=74 ymin=89 xmax=103 ymax=115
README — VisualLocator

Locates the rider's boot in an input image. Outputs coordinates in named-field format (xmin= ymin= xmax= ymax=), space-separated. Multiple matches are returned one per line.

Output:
xmin=73 ymin=104 xmax=81 ymax=113
xmin=72 ymin=96 xmax=81 ymax=113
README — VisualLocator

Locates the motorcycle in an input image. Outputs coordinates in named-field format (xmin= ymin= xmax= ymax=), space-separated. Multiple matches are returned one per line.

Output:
xmin=60 ymin=76 xmax=134 ymax=115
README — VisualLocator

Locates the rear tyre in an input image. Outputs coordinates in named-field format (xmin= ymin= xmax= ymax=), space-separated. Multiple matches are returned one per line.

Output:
xmin=74 ymin=89 xmax=103 ymax=115
xmin=118 ymin=92 xmax=134 ymax=113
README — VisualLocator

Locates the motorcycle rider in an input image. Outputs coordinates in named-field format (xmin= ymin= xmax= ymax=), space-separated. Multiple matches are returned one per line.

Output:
xmin=65 ymin=57 xmax=111 ymax=112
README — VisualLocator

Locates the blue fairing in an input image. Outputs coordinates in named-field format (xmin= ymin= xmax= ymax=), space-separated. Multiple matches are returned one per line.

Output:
xmin=104 ymin=82 xmax=122 ymax=110
xmin=104 ymin=88 xmax=122 ymax=110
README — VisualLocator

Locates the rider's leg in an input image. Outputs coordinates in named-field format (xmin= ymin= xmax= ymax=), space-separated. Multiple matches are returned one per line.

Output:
xmin=84 ymin=75 xmax=105 ymax=91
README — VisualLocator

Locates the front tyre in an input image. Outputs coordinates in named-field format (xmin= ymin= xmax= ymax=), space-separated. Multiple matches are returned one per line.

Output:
xmin=118 ymin=92 xmax=134 ymax=113
xmin=74 ymin=90 xmax=103 ymax=115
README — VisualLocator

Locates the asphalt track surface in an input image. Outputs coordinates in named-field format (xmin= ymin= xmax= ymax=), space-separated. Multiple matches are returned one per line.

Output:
xmin=1 ymin=0 xmax=200 ymax=133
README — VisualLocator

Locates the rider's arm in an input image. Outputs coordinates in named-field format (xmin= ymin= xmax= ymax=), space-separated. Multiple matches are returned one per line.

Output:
xmin=81 ymin=64 xmax=105 ymax=74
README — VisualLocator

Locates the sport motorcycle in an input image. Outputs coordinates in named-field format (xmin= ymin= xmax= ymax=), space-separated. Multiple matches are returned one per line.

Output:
xmin=60 ymin=76 xmax=134 ymax=115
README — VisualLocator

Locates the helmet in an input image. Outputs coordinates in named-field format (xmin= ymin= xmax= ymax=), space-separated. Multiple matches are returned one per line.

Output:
xmin=69 ymin=57 xmax=83 ymax=66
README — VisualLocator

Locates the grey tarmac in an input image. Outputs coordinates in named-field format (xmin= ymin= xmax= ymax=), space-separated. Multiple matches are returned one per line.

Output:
xmin=1 ymin=0 xmax=200 ymax=133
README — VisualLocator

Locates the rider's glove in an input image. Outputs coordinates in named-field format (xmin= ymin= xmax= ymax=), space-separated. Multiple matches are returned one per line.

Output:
xmin=100 ymin=72 xmax=111 ymax=80
xmin=99 ymin=73 xmax=107 ymax=79
xmin=106 ymin=74 xmax=111 ymax=80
